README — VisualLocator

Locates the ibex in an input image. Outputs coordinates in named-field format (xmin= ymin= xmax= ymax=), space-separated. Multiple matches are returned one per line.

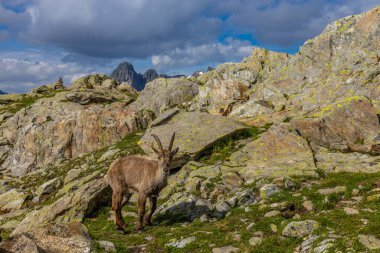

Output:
xmin=105 ymin=133 xmax=179 ymax=232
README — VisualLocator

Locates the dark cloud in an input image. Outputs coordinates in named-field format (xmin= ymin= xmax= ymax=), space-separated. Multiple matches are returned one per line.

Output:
xmin=25 ymin=0 xmax=222 ymax=58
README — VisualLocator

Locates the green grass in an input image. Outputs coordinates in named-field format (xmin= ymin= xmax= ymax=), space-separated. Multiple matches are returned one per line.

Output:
xmin=199 ymin=124 xmax=272 ymax=165
xmin=83 ymin=171 xmax=380 ymax=252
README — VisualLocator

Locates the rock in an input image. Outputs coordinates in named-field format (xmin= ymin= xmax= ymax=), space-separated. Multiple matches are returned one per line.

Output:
xmin=230 ymin=124 xmax=316 ymax=182
xmin=367 ymin=194 xmax=380 ymax=202
xmin=97 ymin=148 xmax=120 ymax=162
xmin=65 ymin=91 xmax=116 ymax=105
xmin=1 ymin=222 xmax=92 ymax=253
xmin=221 ymin=173 xmax=243 ymax=188
xmin=292 ymin=96 xmax=380 ymax=155
xmin=117 ymin=82 xmax=138 ymax=95
xmin=214 ymin=201 xmax=232 ymax=215
xmin=0 ymin=234 xmax=42 ymax=253
xmin=343 ymin=207 xmax=359 ymax=215
xmin=314 ymin=239 xmax=336 ymax=253
xmin=318 ymin=186 xmax=346 ymax=195
xmin=264 ymin=210 xmax=280 ymax=217
xmin=131 ymin=78 xmax=199 ymax=115
xmin=12 ymin=178 xmax=111 ymax=236
xmin=352 ymin=188 xmax=360 ymax=196
xmin=35 ymin=177 xmax=62 ymax=196
xmin=282 ymin=220 xmax=319 ymax=238
xmin=270 ymin=224 xmax=278 ymax=233
xmin=358 ymin=235 xmax=380 ymax=250
xmin=97 ymin=240 xmax=116 ymax=252
xmin=71 ymin=74 xmax=117 ymax=91
xmin=166 ymin=236 xmax=196 ymax=249
xmin=0 ymin=219 xmax=21 ymax=230
xmin=149 ymin=107 xmax=179 ymax=127
xmin=260 ymin=184 xmax=281 ymax=198
xmin=139 ymin=112 xmax=246 ymax=168
xmin=212 ymin=245 xmax=240 ymax=253
xmin=248 ymin=236 xmax=263 ymax=247
xmin=64 ymin=169 xmax=82 ymax=184
xmin=0 ymin=93 xmax=154 ymax=176
xmin=0 ymin=189 xmax=28 ymax=211
xmin=155 ymin=193 xmax=212 ymax=221
xmin=302 ymin=201 xmax=314 ymax=212
xmin=246 ymin=223 xmax=255 ymax=230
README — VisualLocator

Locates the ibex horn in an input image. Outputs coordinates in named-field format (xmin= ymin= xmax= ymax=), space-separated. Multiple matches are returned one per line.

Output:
xmin=168 ymin=132 xmax=176 ymax=152
xmin=152 ymin=134 xmax=164 ymax=152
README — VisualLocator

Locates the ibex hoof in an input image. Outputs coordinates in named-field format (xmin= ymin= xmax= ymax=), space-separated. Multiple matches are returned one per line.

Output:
xmin=143 ymin=221 xmax=152 ymax=226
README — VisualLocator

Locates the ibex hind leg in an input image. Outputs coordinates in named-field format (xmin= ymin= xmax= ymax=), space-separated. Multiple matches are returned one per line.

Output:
xmin=144 ymin=196 xmax=157 ymax=226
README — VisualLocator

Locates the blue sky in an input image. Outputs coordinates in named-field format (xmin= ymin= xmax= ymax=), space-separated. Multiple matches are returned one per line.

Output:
xmin=0 ymin=0 xmax=378 ymax=93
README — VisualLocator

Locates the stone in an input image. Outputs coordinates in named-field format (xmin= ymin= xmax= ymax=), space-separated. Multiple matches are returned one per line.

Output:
xmin=302 ymin=201 xmax=314 ymax=211
xmin=246 ymin=223 xmax=255 ymax=230
xmin=367 ymin=194 xmax=380 ymax=202
xmin=260 ymin=184 xmax=280 ymax=198
xmin=358 ymin=235 xmax=380 ymax=250
xmin=0 ymin=92 xmax=154 ymax=176
xmin=292 ymin=96 xmax=380 ymax=155
xmin=352 ymin=188 xmax=360 ymax=196
xmin=248 ymin=236 xmax=263 ymax=247
xmin=231 ymin=124 xmax=317 ymax=181
xmin=35 ymin=177 xmax=62 ymax=196
xmin=343 ymin=207 xmax=359 ymax=215
xmin=282 ymin=220 xmax=319 ymax=238
xmin=318 ymin=186 xmax=346 ymax=195
xmin=98 ymin=241 xmax=116 ymax=252
xmin=156 ymin=193 xmax=212 ymax=221
xmin=0 ymin=189 xmax=28 ymax=211
xmin=0 ymin=234 xmax=42 ymax=253
xmin=212 ymin=245 xmax=240 ymax=253
xmin=264 ymin=210 xmax=280 ymax=217
xmin=149 ymin=107 xmax=180 ymax=127
xmin=0 ymin=219 xmax=21 ymax=230
xmin=166 ymin=237 xmax=196 ymax=249
xmin=131 ymin=78 xmax=199 ymax=115
xmin=139 ymin=112 xmax=246 ymax=168
xmin=97 ymin=148 xmax=120 ymax=162
xmin=270 ymin=224 xmax=278 ymax=233
xmin=65 ymin=91 xmax=116 ymax=105
xmin=64 ymin=169 xmax=82 ymax=184
xmin=12 ymin=178 xmax=111 ymax=236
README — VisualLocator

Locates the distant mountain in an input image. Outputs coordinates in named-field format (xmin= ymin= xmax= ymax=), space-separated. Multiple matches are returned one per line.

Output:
xmin=0 ymin=90 xmax=7 ymax=95
xmin=111 ymin=62 xmax=185 ymax=91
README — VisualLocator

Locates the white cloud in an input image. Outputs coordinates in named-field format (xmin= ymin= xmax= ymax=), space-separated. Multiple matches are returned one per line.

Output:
xmin=151 ymin=38 xmax=254 ymax=71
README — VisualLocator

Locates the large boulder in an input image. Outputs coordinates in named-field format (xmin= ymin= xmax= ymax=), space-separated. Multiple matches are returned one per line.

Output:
xmin=139 ymin=112 xmax=246 ymax=167
xmin=230 ymin=124 xmax=316 ymax=182
xmin=0 ymin=189 xmax=28 ymax=212
xmin=0 ymin=92 xmax=153 ymax=176
xmin=131 ymin=78 xmax=199 ymax=115
xmin=71 ymin=74 xmax=117 ymax=91
xmin=292 ymin=96 xmax=380 ymax=155
xmin=12 ymin=178 xmax=110 ymax=236
xmin=1 ymin=222 xmax=93 ymax=253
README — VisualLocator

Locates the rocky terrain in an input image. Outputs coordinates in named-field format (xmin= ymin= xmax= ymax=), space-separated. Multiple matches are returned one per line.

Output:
xmin=111 ymin=62 xmax=185 ymax=91
xmin=0 ymin=5 xmax=378 ymax=253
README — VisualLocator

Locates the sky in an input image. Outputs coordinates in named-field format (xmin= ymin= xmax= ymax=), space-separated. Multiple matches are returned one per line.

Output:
xmin=0 ymin=0 xmax=378 ymax=93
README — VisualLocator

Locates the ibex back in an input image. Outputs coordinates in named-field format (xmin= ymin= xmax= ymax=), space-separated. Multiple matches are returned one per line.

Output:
xmin=104 ymin=132 xmax=179 ymax=232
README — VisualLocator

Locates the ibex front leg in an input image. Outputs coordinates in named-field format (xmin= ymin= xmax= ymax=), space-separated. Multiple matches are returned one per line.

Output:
xmin=137 ymin=193 xmax=147 ymax=231
xmin=112 ymin=189 xmax=127 ymax=232
xmin=144 ymin=196 xmax=157 ymax=226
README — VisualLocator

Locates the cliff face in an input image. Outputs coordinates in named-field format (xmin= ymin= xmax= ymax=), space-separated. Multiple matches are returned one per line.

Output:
xmin=0 ymin=5 xmax=379 ymax=253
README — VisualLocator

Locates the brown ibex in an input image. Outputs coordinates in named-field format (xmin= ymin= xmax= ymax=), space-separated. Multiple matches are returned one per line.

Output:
xmin=104 ymin=133 xmax=179 ymax=233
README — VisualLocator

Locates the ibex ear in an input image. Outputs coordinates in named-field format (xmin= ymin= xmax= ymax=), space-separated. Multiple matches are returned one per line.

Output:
xmin=171 ymin=147 xmax=179 ymax=157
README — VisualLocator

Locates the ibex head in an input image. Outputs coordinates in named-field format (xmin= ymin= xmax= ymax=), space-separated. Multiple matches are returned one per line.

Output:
xmin=151 ymin=132 xmax=179 ymax=170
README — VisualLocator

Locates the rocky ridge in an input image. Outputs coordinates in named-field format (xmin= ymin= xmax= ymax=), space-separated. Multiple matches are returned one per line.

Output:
xmin=0 ymin=5 xmax=378 ymax=253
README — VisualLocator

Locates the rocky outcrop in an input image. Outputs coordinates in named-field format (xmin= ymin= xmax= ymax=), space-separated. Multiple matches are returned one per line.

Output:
xmin=0 ymin=89 xmax=153 ymax=176
xmin=12 ymin=178 xmax=110 ymax=236
xmin=292 ymin=96 xmax=380 ymax=155
xmin=139 ymin=112 xmax=246 ymax=167
xmin=230 ymin=124 xmax=316 ymax=182
xmin=131 ymin=78 xmax=199 ymax=115
xmin=1 ymin=222 xmax=93 ymax=253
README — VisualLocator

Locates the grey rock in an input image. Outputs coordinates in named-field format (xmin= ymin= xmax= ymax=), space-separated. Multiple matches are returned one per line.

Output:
xmin=35 ymin=177 xmax=62 ymax=196
xmin=212 ymin=245 xmax=240 ymax=253
xmin=97 ymin=240 xmax=116 ymax=252
xmin=166 ymin=236 xmax=196 ymax=249
xmin=282 ymin=220 xmax=319 ymax=238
